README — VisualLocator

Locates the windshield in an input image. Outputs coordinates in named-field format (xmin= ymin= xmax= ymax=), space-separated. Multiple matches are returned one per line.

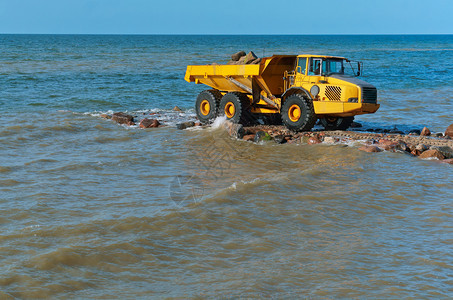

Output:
xmin=321 ymin=59 xmax=358 ymax=77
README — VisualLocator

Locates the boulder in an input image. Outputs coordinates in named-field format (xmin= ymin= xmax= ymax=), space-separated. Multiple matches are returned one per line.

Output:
xmin=323 ymin=136 xmax=338 ymax=144
xmin=173 ymin=106 xmax=182 ymax=112
xmin=359 ymin=145 xmax=382 ymax=153
xmin=441 ymin=158 xmax=453 ymax=165
xmin=307 ymin=136 xmax=322 ymax=145
xmin=244 ymin=51 xmax=258 ymax=64
xmin=251 ymin=58 xmax=262 ymax=65
xmin=112 ymin=112 xmax=134 ymax=125
xmin=420 ymin=127 xmax=431 ymax=136
xmin=231 ymin=51 xmax=246 ymax=61
xmin=415 ymin=144 xmax=429 ymax=152
xmin=429 ymin=146 xmax=453 ymax=159
xmin=445 ymin=124 xmax=453 ymax=138
xmin=350 ymin=121 xmax=363 ymax=128
xmin=242 ymin=134 xmax=255 ymax=142
xmin=222 ymin=121 xmax=244 ymax=139
xmin=176 ymin=121 xmax=195 ymax=130
xmin=254 ymin=131 xmax=272 ymax=142
xmin=418 ymin=149 xmax=445 ymax=160
xmin=139 ymin=118 xmax=160 ymax=128
xmin=408 ymin=129 xmax=421 ymax=135
xmin=273 ymin=134 xmax=286 ymax=144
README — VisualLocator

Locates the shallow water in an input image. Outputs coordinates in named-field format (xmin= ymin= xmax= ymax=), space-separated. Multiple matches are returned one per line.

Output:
xmin=0 ymin=35 xmax=452 ymax=298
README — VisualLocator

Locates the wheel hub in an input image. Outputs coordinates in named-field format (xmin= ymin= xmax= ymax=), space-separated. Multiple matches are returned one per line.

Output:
xmin=288 ymin=104 xmax=301 ymax=122
xmin=225 ymin=102 xmax=235 ymax=118
xmin=200 ymin=100 xmax=210 ymax=116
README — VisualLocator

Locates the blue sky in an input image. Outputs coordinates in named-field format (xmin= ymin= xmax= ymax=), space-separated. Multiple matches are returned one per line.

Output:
xmin=0 ymin=0 xmax=452 ymax=34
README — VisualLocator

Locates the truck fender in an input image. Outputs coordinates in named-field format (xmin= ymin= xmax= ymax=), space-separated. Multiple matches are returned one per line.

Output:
xmin=282 ymin=87 xmax=312 ymax=102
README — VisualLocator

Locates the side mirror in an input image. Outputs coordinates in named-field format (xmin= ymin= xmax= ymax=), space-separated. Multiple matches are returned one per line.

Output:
xmin=357 ymin=62 xmax=361 ymax=76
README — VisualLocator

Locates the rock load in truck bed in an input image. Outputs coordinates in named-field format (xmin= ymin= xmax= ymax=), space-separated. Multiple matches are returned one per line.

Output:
xmin=227 ymin=51 xmax=262 ymax=65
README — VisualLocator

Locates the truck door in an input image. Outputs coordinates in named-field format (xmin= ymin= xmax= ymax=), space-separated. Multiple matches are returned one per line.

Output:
xmin=294 ymin=57 xmax=307 ymax=86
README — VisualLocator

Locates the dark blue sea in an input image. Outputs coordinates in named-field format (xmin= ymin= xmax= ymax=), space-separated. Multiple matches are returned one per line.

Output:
xmin=0 ymin=35 xmax=452 ymax=298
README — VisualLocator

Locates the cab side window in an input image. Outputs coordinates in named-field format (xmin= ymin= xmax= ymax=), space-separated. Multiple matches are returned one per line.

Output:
xmin=296 ymin=58 xmax=306 ymax=75
xmin=308 ymin=58 xmax=322 ymax=76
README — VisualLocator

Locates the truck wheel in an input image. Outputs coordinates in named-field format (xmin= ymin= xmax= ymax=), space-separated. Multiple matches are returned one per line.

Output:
xmin=281 ymin=93 xmax=316 ymax=132
xmin=219 ymin=92 xmax=251 ymax=125
xmin=195 ymin=90 xmax=222 ymax=124
xmin=320 ymin=116 xmax=354 ymax=130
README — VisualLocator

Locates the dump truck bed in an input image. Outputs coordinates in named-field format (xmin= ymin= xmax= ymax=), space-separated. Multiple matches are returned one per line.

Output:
xmin=185 ymin=55 xmax=298 ymax=95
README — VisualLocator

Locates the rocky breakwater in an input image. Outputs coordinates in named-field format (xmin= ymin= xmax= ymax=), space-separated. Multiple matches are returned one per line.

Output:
xmin=219 ymin=121 xmax=453 ymax=165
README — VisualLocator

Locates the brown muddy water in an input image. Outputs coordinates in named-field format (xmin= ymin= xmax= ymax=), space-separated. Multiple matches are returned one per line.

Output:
xmin=1 ymin=34 xmax=452 ymax=298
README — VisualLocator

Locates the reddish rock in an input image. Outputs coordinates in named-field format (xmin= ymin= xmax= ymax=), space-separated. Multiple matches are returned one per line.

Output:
xmin=112 ymin=112 xmax=134 ymax=125
xmin=359 ymin=145 xmax=382 ymax=153
xmin=100 ymin=113 xmax=111 ymax=119
xmin=243 ymin=134 xmax=255 ymax=142
xmin=173 ymin=106 xmax=182 ymax=112
xmin=194 ymin=121 xmax=202 ymax=126
xmin=420 ymin=127 xmax=431 ymax=136
xmin=139 ymin=118 xmax=160 ymax=128
xmin=418 ymin=149 xmax=445 ymax=160
xmin=441 ymin=158 xmax=453 ymax=164
xmin=411 ymin=149 xmax=421 ymax=156
xmin=307 ymin=136 xmax=322 ymax=144
xmin=445 ymin=124 xmax=453 ymax=138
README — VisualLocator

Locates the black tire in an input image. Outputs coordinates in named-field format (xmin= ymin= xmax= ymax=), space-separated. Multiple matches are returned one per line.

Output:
xmin=281 ymin=93 xmax=316 ymax=132
xmin=195 ymin=90 xmax=222 ymax=124
xmin=320 ymin=116 xmax=354 ymax=131
xmin=219 ymin=92 xmax=251 ymax=125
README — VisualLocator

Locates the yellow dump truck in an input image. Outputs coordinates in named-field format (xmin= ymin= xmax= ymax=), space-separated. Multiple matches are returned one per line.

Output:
xmin=185 ymin=54 xmax=379 ymax=131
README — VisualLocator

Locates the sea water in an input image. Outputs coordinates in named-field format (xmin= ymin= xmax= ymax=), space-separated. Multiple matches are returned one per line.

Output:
xmin=0 ymin=35 xmax=452 ymax=298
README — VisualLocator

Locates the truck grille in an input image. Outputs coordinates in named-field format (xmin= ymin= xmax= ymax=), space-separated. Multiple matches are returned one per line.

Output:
xmin=362 ymin=87 xmax=377 ymax=103
xmin=325 ymin=86 xmax=342 ymax=101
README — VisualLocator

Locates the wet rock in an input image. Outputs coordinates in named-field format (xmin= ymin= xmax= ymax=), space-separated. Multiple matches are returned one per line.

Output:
xmin=389 ymin=129 xmax=405 ymax=134
xmin=254 ymin=131 xmax=272 ymax=143
xmin=273 ymin=134 xmax=286 ymax=144
xmin=429 ymin=146 xmax=453 ymax=159
xmin=408 ymin=129 xmax=421 ymax=135
xmin=307 ymin=136 xmax=322 ymax=145
xmin=415 ymin=144 xmax=429 ymax=152
xmin=323 ymin=136 xmax=338 ymax=144
xmin=441 ymin=158 xmax=453 ymax=164
xmin=418 ymin=149 xmax=445 ymax=160
xmin=222 ymin=121 xmax=244 ymax=139
xmin=173 ymin=106 xmax=182 ymax=112
xmin=244 ymin=51 xmax=258 ymax=64
xmin=231 ymin=51 xmax=246 ymax=61
xmin=194 ymin=121 xmax=202 ymax=126
xmin=359 ymin=145 xmax=382 ymax=153
xmin=139 ymin=118 xmax=160 ymax=128
xmin=445 ymin=124 xmax=453 ymax=138
xmin=420 ymin=127 xmax=431 ymax=136
xmin=350 ymin=121 xmax=362 ymax=128
xmin=243 ymin=134 xmax=255 ymax=142
xmin=411 ymin=149 xmax=421 ymax=156
xmin=112 ymin=112 xmax=134 ymax=125
xmin=100 ymin=113 xmax=111 ymax=119
xmin=177 ymin=121 xmax=195 ymax=130
xmin=433 ymin=132 xmax=443 ymax=137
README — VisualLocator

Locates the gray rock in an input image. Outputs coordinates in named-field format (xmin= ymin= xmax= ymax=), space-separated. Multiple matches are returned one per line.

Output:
xmin=176 ymin=121 xmax=195 ymax=130
xmin=231 ymin=51 xmax=246 ymax=61
xmin=221 ymin=121 xmax=244 ymax=139
xmin=254 ymin=131 xmax=272 ymax=143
